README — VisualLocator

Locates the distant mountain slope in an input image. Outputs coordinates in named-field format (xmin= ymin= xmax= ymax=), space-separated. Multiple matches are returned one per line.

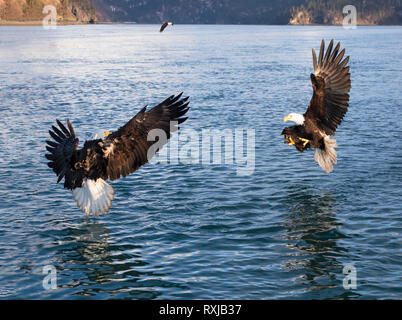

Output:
xmin=92 ymin=0 xmax=306 ymax=24
xmin=0 ymin=0 xmax=96 ymax=23
xmin=1 ymin=0 xmax=401 ymax=25
xmin=93 ymin=0 xmax=402 ymax=25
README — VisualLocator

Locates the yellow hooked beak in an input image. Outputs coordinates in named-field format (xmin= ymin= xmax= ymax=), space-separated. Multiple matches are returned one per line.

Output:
xmin=104 ymin=130 xmax=111 ymax=137
xmin=283 ymin=115 xmax=291 ymax=122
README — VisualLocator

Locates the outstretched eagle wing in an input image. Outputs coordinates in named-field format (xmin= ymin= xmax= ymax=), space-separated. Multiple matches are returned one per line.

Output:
xmin=45 ymin=120 xmax=80 ymax=187
xmin=305 ymin=39 xmax=351 ymax=136
xmin=102 ymin=93 xmax=190 ymax=181
xmin=160 ymin=22 xmax=168 ymax=32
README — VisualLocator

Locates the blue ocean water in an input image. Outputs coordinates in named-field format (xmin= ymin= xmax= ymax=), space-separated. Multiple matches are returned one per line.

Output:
xmin=0 ymin=25 xmax=401 ymax=299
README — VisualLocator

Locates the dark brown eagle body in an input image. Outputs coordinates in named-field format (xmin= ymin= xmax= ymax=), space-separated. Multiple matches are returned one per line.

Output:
xmin=282 ymin=39 xmax=351 ymax=173
xmin=46 ymin=93 xmax=189 ymax=216
xmin=68 ymin=138 xmax=106 ymax=187
xmin=282 ymin=125 xmax=314 ymax=152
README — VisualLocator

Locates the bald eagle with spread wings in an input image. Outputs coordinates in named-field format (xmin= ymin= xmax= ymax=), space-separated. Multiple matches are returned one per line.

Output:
xmin=160 ymin=21 xmax=173 ymax=32
xmin=282 ymin=39 xmax=351 ymax=173
xmin=45 ymin=93 xmax=190 ymax=216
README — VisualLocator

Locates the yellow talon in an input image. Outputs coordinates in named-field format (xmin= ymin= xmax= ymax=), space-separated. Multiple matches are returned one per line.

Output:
xmin=299 ymin=137 xmax=310 ymax=147
xmin=288 ymin=137 xmax=295 ymax=146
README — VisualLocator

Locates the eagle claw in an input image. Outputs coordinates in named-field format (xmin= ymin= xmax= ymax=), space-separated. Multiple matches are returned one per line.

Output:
xmin=299 ymin=137 xmax=310 ymax=147
xmin=288 ymin=137 xmax=295 ymax=146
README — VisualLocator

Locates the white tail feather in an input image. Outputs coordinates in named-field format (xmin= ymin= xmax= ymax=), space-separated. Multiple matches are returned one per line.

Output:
xmin=314 ymin=136 xmax=338 ymax=173
xmin=72 ymin=179 xmax=114 ymax=216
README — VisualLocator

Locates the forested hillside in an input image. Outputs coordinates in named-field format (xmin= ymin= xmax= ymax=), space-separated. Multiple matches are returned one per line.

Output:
xmin=1 ymin=0 xmax=401 ymax=25
xmin=290 ymin=0 xmax=402 ymax=25
xmin=92 ymin=0 xmax=304 ymax=24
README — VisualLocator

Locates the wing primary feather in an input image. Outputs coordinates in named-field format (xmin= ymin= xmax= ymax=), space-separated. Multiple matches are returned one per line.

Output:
xmin=339 ymin=56 xmax=350 ymax=69
xmin=169 ymin=99 xmax=189 ymax=111
xmin=56 ymin=119 xmax=71 ymax=136
xmin=329 ymin=42 xmax=341 ymax=63
xmin=57 ymin=168 xmax=66 ymax=183
xmin=323 ymin=39 xmax=334 ymax=66
xmin=312 ymin=48 xmax=317 ymax=72
xmin=318 ymin=39 xmax=325 ymax=68
xmin=66 ymin=120 xmax=75 ymax=137
xmin=333 ymin=48 xmax=346 ymax=65
xmin=46 ymin=140 xmax=58 ymax=147
xmin=173 ymin=107 xmax=190 ymax=119
xmin=169 ymin=92 xmax=183 ymax=105
xmin=177 ymin=117 xmax=188 ymax=124
xmin=46 ymin=146 xmax=55 ymax=153
xmin=51 ymin=125 xmax=66 ymax=139
xmin=49 ymin=130 xmax=63 ymax=143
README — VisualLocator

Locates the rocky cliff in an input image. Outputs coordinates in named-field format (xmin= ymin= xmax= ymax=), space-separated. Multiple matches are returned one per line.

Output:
xmin=289 ymin=0 xmax=402 ymax=25
xmin=0 ymin=0 xmax=96 ymax=23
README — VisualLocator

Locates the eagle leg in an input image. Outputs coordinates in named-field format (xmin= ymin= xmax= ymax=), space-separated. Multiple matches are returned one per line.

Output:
xmin=288 ymin=137 xmax=296 ymax=146
xmin=299 ymin=137 xmax=310 ymax=147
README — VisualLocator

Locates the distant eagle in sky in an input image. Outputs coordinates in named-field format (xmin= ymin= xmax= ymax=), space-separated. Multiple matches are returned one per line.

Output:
xmin=46 ymin=93 xmax=190 ymax=216
xmin=160 ymin=21 xmax=173 ymax=32
xmin=282 ymin=39 xmax=351 ymax=173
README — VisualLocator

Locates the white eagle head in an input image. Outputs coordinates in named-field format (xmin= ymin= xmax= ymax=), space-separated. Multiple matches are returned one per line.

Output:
xmin=283 ymin=113 xmax=305 ymax=125
xmin=93 ymin=130 xmax=112 ymax=140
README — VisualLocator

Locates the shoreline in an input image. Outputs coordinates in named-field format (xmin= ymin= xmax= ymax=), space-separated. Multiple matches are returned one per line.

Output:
xmin=0 ymin=20 xmax=95 ymax=26
xmin=0 ymin=20 xmax=400 ymax=27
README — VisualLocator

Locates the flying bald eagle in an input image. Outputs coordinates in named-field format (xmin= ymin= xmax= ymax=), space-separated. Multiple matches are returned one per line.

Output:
xmin=45 ymin=93 xmax=190 ymax=216
xmin=160 ymin=21 xmax=173 ymax=32
xmin=282 ymin=39 xmax=351 ymax=173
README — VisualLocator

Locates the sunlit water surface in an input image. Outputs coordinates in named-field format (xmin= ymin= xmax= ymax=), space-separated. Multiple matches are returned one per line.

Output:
xmin=0 ymin=25 xmax=401 ymax=299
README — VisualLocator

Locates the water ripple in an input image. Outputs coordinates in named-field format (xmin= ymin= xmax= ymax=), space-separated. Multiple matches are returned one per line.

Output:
xmin=0 ymin=25 xmax=401 ymax=299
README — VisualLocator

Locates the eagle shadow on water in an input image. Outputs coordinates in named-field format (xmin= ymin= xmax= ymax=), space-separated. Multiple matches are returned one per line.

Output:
xmin=50 ymin=222 xmax=176 ymax=299
xmin=280 ymin=185 xmax=361 ymax=299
